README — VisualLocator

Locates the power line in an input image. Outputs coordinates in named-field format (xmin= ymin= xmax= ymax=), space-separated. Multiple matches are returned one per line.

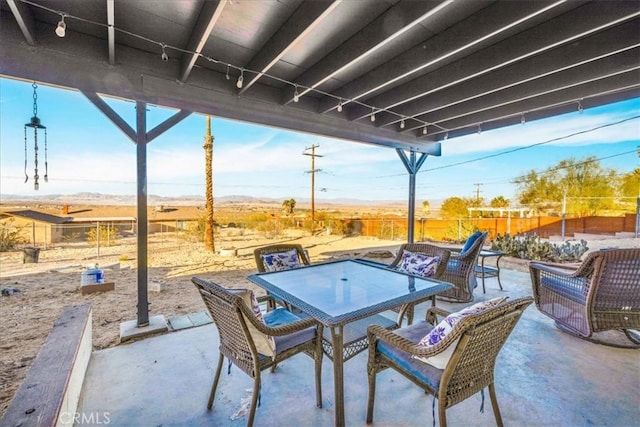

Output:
xmin=374 ymin=114 xmax=639 ymax=179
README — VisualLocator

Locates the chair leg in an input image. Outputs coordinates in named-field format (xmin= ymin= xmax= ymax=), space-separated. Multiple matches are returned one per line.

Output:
xmin=247 ymin=376 xmax=261 ymax=427
xmin=488 ymin=383 xmax=504 ymax=427
xmin=438 ymin=398 xmax=447 ymax=427
xmin=208 ymin=353 xmax=224 ymax=410
xmin=366 ymin=367 xmax=376 ymax=423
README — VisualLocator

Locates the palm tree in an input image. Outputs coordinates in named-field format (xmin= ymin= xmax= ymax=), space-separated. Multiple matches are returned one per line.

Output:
xmin=203 ymin=116 xmax=215 ymax=252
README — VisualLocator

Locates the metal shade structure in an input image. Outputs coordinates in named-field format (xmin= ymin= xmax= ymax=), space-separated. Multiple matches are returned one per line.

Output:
xmin=1 ymin=0 xmax=639 ymax=340
xmin=2 ymin=0 xmax=638 ymax=151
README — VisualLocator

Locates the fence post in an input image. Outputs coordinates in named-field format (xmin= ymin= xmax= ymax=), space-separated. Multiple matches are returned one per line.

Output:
xmin=635 ymin=196 xmax=639 ymax=238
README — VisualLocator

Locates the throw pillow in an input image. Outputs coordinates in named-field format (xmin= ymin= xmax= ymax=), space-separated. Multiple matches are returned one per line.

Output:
xmin=262 ymin=249 xmax=301 ymax=272
xmin=231 ymin=288 xmax=276 ymax=357
xmin=460 ymin=231 xmax=483 ymax=254
xmin=414 ymin=296 xmax=508 ymax=368
xmin=397 ymin=250 xmax=440 ymax=278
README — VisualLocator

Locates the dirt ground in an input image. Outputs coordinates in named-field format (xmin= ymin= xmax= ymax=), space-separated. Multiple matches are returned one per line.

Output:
xmin=0 ymin=229 xmax=407 ymax=416
xmin=1 ymin=230 xmax=636 ymax=417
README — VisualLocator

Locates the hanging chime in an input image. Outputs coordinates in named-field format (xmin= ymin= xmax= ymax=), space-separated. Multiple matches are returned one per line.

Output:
xmin=24 ymin=82 xmax=48 ymax=190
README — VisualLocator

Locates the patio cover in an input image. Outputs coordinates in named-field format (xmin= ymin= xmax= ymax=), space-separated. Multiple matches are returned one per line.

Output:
xmin=1 ymin=0 xmax=639 ymax=326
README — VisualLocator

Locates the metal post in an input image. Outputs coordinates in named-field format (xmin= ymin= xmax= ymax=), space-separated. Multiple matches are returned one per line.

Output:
xmin=396 ymin=149 xmax=428 ymax=244
xmin=561 ymin=192 xmax=567 ymax=241
xmin=136 ymin=101 xmax=149 ymax=327
xmin=635 ymin=196 xmax=640 ymax=239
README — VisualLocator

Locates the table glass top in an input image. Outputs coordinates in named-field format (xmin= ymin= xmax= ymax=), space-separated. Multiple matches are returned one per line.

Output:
xmin=249 ymin=259 xmax=450 ymax=321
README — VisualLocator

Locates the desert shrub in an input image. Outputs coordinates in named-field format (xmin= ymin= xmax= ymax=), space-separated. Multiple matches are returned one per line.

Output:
xmin=491 ymin=233 xmax=588 ymax=262
xmin=324 ymin=218 xmax=347 ymax=235
xmin=86 ymin=225 xmax=118 ymax=247
xmin=0 ymin=219 xmax=23 ymax=251
xmin=118 ymin=254 xmax=130 ymax=261
xmin=182 ymin=215 xmax=220 ymax=243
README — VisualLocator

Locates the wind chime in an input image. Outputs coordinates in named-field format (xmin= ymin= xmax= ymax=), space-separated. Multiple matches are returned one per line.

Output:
xmin=24 ymin=82 xmax=48 ymax=190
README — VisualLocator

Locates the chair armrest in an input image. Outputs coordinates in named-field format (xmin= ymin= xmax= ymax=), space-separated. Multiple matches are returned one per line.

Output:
xmin=238 ymin=303 xmax=320 ymax=337
xmin=529 ymin=262 xmax=582 ymax=278
xmin=425 ymin=306 xmax=451 ymax=325
xmin=367 ymin=324 xmax=461 ymax=358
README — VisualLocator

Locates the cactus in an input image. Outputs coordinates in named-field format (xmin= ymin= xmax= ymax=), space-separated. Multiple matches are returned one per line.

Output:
xmin=491 ymin=233 xmax=588 ymax=263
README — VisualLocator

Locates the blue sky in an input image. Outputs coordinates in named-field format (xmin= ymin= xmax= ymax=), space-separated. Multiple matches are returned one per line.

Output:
xmin=1 ymin=77 xmax=638 ymax=204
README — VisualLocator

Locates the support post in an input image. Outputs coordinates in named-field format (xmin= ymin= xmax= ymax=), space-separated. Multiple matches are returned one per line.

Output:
xmin=136 ymin=101 xmax=149 ymax=327
xmin=396 ymin=149 xmax=428 ymax=243
xmin=83 ymin=91 xmax=191 ymax=332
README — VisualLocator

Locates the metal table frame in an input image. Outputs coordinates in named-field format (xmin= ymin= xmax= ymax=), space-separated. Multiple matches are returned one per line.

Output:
xmin=475 ymin=249 xmax=505 ymax=293
xmin=248 ymin=259 xmax=452 ymax=427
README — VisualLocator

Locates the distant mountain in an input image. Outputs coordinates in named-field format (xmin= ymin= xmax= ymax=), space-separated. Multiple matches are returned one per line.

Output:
xmin=0 ymin=192 xmax=416 ymax=207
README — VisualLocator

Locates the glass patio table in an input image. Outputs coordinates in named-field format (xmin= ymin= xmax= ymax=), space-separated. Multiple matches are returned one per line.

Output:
xmin=248 ymin=259 xmax=453 ymax=427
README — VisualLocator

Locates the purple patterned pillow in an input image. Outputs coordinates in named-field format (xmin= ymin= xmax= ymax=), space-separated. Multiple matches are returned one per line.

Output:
xmin=397 ymin=250 xmax=440 ymax=278
xmin=262 ymin=249 xmax=301 ymax=272
xmin=414 ymin=297 xmax=508 ymax=368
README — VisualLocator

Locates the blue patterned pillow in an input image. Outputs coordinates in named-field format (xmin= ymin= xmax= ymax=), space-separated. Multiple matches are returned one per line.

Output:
xmin=414 ymin=297 xmax=508 ymax=368
xmin=397 ymin=250 xmax=440 ymax=278
xmin=262 ymin=249 xmax=301 ymax=272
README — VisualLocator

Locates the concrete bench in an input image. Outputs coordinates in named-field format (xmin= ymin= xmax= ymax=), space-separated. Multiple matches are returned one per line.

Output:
xmin=0 ymin=304 xmax=92 ymax=427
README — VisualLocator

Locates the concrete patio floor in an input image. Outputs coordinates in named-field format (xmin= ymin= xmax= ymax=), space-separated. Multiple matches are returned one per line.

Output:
xmin=76 ymin=269 xmax=640 ymax=426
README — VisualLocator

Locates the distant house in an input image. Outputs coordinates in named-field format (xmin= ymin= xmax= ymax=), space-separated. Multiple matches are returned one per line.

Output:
xmin=0 ymin=205 xmax=206 ymax=246
xmin=0 ymin=210 xmax=68 ymax=246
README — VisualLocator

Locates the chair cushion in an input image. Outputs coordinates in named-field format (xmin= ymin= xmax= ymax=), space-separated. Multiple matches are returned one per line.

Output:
xmin=262 ymin=249 xmax=301 ymax=272
xmin=414 ymin=297 xmax=508 ymax=368
xmin=377 ymin=322 xmax=443 ymax=391
xmin=460 ymin=231 xmax=483 ymax=254
xmin=233 ymin=289 xmax=276 ymax=357
xmin=540 ymin=275 xmax=587 ymax=305
xmin=396 ymin=250 xmax=440 ymax=278
xmin=264 ymin=308 xmax=316 ymax=355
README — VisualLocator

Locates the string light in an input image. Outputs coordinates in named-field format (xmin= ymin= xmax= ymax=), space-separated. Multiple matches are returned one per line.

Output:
xmin=29 ymin=2 xmax=611 ymax=140
xmin=444 ymin=132 xmax=449 ymax=140
xmin=422 ymin=126 xmax=428 ymax=135
xmin=520 ymin=112 xmax=526 ymax=124
xmin=55 ymin=14 xmax=66 ymax=37
xmin=400 ymin=118 xmax=405 ymax=129
xmin=293 ymin=85 xmax=300 ymax=102
xmin=236 ymin=68 xmax=244 ymax=89
xmin=160 ymin=43 xmax=168 ymax=61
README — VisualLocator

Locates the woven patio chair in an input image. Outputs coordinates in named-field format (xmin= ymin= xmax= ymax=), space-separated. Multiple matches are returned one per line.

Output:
xmin=254 ymin=243 xmax=311 ymax=310
xmin=438 ymin=231 xmax=488 ymax=303
xmin=366 ymin=297 xmax=534 ymax=427
xmin=387 ymin=243 xmax=452 ymax=325
xmin=192 ymin=277 xmax=323 ymax=427
xmin=530 ymin=247 xmax=640 ymax=347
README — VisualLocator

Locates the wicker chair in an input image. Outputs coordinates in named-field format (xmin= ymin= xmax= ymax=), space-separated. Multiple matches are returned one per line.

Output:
xmin=530 ymin=247 xmax=640 ymax=347
xmin=254 ymin=243 xmax=311 ymax=310
xmin=366 ymin=297 xmax=534 ymax=427
xmin=192 ymin=277 xmax=323 ymax=427
xmin=387 ymin=243 xmax=452 ymax=325
xmin=438 ymin=231 xmax=488 ymax=303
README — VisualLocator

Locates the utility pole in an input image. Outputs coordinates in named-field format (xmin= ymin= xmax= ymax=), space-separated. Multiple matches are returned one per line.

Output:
xmin=473 ymin=183 xmax=483 ymax=202
xmin=303 ymin=144 xmax=322 ymax=221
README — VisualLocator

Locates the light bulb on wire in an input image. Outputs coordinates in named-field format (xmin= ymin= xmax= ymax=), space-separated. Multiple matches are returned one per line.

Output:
xmin=370 ymin=107 xmax=376 ymax=122
xmin=337 ymin=99 xmax=343 ymax=112
xmin=236 ymin=69 xmax=244 ymax=89
xmin=55 ymin=15 xmax=66 ymax=37
xmin=293 ymin=85 xmax=299 ymax=102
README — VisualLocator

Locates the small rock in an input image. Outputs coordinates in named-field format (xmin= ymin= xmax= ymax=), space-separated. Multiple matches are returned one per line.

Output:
xmin=2 ymin=287 xmax=21 ymax=296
